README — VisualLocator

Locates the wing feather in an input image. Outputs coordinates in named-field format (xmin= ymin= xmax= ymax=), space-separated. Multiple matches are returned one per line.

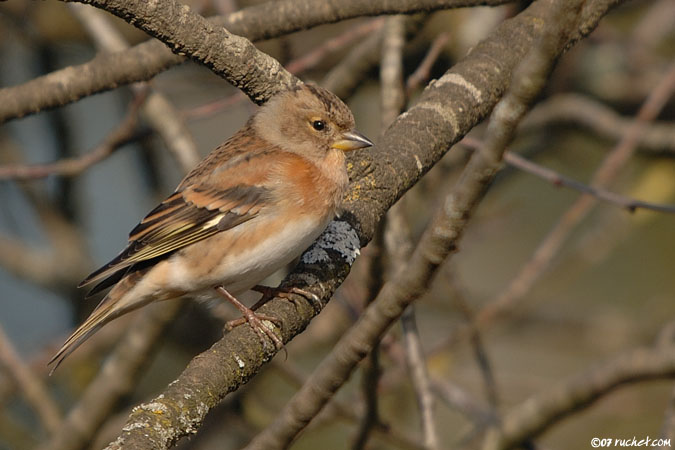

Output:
xmin=79 ymin=184 xmax=270 ymax=290
xmin=78 ymin=130 xmax=283 ymax=293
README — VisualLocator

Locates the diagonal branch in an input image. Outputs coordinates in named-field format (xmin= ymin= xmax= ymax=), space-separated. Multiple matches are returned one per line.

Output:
xmin=0 ymin=0 xmax=513 ymax=123
xmin=63 ymin=0 xmax=300 ymax=104
xmin=460 ymin=137 xmax=675 ymax=213
xmin=0 ymin=97 xmax=144 ymax=180
xmin=243 ymin=2 xmax=579 ymax=446
xmin=472 ymin=59 xmax=675 ymax=334
xmin=98 ymin=0 xmax=624 ymax=448
xmin=482 ymin=344 xmax=675 ymax=450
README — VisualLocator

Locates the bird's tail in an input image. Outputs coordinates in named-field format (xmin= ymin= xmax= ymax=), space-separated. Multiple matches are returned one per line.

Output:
xmin=49 ymin=271 xmax=150 ymax=374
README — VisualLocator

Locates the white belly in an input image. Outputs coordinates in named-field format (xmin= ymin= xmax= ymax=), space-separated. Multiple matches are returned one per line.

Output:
xmin=164 ymin=214 xmax=329 ymax=298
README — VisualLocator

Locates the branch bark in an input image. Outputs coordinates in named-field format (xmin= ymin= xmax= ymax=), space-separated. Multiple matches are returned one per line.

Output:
xmin=0 ymin=0 xmax=513 ymax=123
xmin=100 ymin=0 xmax=623 ymax=448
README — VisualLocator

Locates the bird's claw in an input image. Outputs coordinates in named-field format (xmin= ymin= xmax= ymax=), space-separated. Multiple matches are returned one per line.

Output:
xmin=251 ymin=285 xmax=323 ymax=313
xmin=215 ymin=285 xmax=284 ymax=350
xmin=225 ymin=311 xmax=284 ymax=350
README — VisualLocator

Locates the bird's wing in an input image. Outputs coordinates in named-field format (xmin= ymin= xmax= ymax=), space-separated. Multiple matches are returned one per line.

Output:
xmin=79 ymin=131 xmax=282 ymax=293
xmin=79 ymin=183 xmax=270 ymax=293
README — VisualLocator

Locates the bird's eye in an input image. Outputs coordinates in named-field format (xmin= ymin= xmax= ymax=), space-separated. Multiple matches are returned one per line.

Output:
xmin=312 ymin=120 xmax=326 ymax=131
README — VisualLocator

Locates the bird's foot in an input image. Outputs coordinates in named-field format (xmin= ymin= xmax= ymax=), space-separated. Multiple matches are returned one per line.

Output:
xmin=215 ymin=286 xmax=283 ymax=350
xmin=250 ymin=285 xmax=323 ymax=313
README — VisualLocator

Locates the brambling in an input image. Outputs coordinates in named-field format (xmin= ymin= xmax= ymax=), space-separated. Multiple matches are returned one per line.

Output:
xmin=50 ymin=84 xmax=372 ymax=370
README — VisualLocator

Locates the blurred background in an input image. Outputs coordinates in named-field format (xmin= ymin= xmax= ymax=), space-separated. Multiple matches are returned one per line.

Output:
xmin=1 ymin=0 xmax=674 ymax=448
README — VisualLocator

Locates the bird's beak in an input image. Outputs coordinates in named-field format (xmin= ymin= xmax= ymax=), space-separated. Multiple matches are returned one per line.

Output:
xmin=331 ymin=130 xmax=374 ymax=151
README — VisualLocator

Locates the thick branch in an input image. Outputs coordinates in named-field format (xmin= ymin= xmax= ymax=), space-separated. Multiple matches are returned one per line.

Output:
xmin=64 ymin=0 xmax=300 ymax=104
xmin=102 ymin=0 xmax=623 ymax=448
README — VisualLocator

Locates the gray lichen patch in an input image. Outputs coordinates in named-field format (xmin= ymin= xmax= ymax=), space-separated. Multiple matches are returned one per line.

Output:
xmin=301 ymin=220 xmax=360 ymax=265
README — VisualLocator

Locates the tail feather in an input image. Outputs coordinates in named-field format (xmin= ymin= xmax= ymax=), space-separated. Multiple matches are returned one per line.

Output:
xmin=49 ymin=271 xmax=150 ymax=374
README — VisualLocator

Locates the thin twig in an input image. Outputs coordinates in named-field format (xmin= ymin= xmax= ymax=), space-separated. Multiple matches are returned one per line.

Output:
xmin=445 ymin=270 xmax=499 ymax=410
xmin=271 ymin=361 xmax=426 ymax=450
xmin=401 ymin=309 xmax=440 ymax=450
xmin=0 ymin=98 xmax=144 ymax=180
xmin=406 ymin=32 xmax=450 ymax=96
xmin=180 ymin=19 xmax=387 ymax=127
xmin=461 ymin=137 xmax=675 ymax=213
xmin=431 ymin=377 xmax=497 ymax=427
xmin=385 ymin=182 xmax=439 ymax=449
xmin=286 ymin=18 xmax=385 ymax=75
xmin=482 ymin=344 xmax=675 ymax=450
xmin=68 ymin=3 xmax=199 ymax=171
xmin=181 ymin=91 xmax=247 ymax=121
xmin=474 ymin=60 xmax=675 ymax=332
xmin=520 ymin=94 xmax=675 ymax=155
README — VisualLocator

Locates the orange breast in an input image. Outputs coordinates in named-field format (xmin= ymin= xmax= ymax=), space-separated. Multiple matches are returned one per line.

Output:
xmin=272 ymin=151 xmax=348 ymax=220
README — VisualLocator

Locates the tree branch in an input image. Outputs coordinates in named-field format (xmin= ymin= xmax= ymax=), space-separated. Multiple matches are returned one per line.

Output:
xmin=0 ymin=0 xmax=513 ymax=123
xmin=242 ymin=1 xmax=584 ymax=448
xmin=93 ymin=0 xmax=623 ymax=447
xmin=482 ymin=345 xmax=675 ymax=450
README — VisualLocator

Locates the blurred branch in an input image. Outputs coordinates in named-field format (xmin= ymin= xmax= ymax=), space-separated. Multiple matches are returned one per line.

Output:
xmin=322 ymin=25 xmax=384 ymax=98
xmin=181 ymin=91 xmax=247 ymax=122
xmin=521 ymin=94 xmax=675 ymax=155
xmin=103 ymin=1 xmax=624 ymax=447
xmin=0 ymin=234 xmax=79 ymax=289
xmin=445 ymin=270 xmax=499 ymax=410
xmin=472 ymin=60 xmax=675 ymax=334
xmin=0 ymin=139 xmax=91 ymax=289
xmin=460 ymin=137 xmax=675 ymax=213
xmin=0 ymin=325 xmax=61 ymax=435
xmin=182 ymin=18 xmax=387 ymax=122
xmin=353 ymin=16 xmax=408 ymax=449
xmin=431 ymin=377 xmax=497 ymax=427
xmin=0 ymin=410 xmax=38 ymax=449
xmin=286 ymin=18 xmax=385 ymax=75
xmin=661 ymin=385 xmax=675 ymax=448
xmin=629 ymin=0 xmax=675 ymax=63
xmin=482 ymin=344 xmax=675 ymax=450
xmin=40 ymin=301 xmax=184 ymax=450
xmin=0 ymin=0 xmax=512 ymax=123
xmin=271 ymin=361 xmax=425 ymax=450
xmin=384 ymin=336 xmax=497 ymax=441
xmin=380 ymin=16 xmax=406 ymax=129
xmin=352 ymin=227 xmax=385 ymax=450
xmin=382 ymin=15 xmax=440 ymax=450
xmin=323 ymin=15 xmax=428 ymax=99
xmin=401 ymin=310 xmax=439 ymax=450
xmin=406 ymin=32 xmax=451 ymax=96
xmin=353 ymin=340 xmax=382 ymax=450
xmin=0 ymin=319 xmax=130 ymax=417
xmin=68 ymin=3 xmax=199 ymax=170
xmin=243 ymin=3 xmax=574 ymax=447
xmin=389 ymin=202 xmax=439 ymax=450
xmin=0 ymin=97 xmax=144 ymax=180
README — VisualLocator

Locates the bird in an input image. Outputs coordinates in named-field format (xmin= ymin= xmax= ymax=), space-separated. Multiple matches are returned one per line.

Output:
xmin=49 ymin=84 xmax=373 ymax=371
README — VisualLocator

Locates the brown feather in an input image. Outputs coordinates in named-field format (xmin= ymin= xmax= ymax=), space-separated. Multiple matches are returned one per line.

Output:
xmin=78 ymin=132 xmax=278 ymax=290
